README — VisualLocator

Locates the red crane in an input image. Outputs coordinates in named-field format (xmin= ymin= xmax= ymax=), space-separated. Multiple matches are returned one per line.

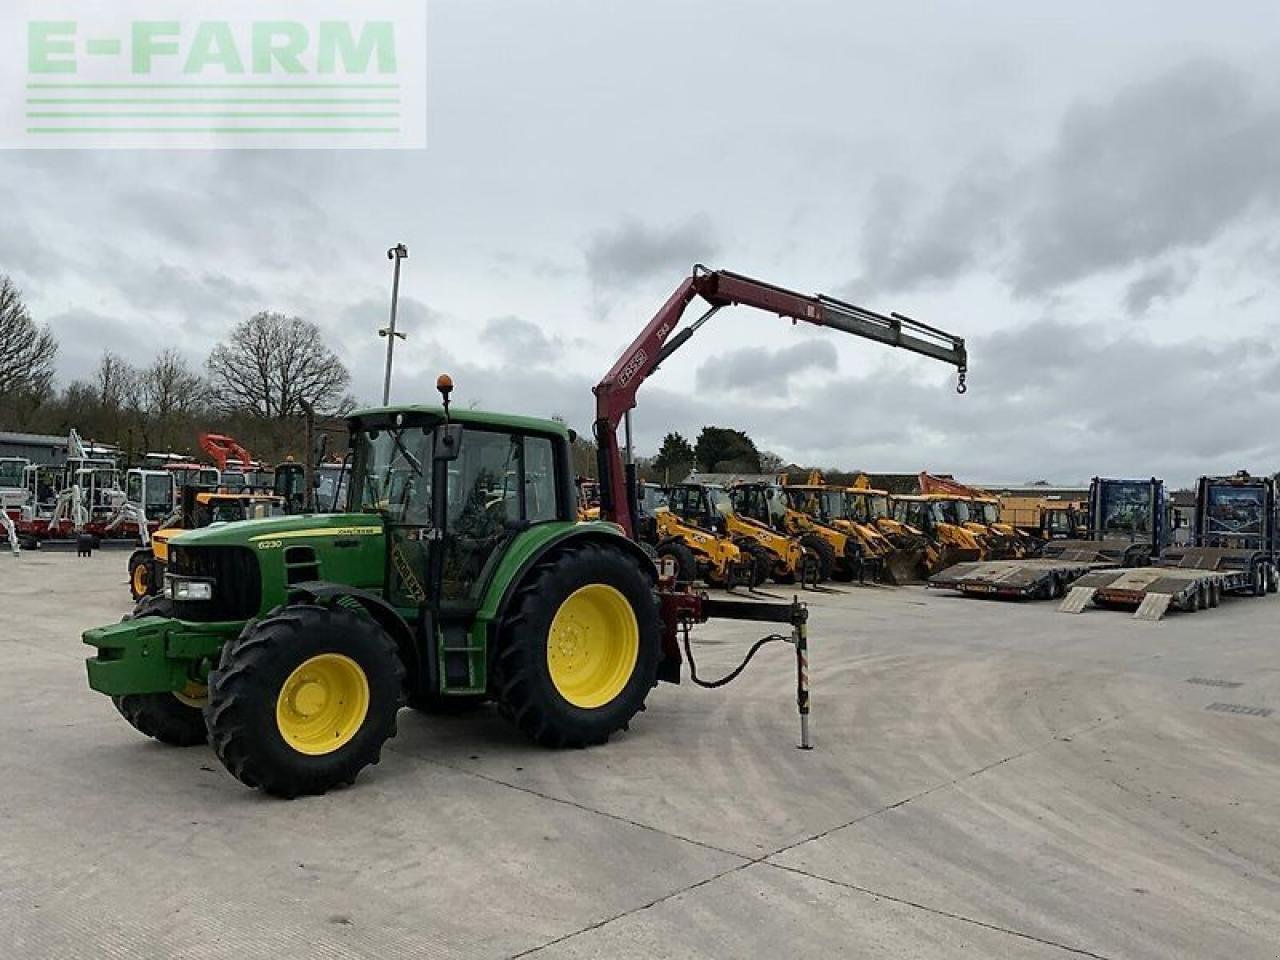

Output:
xmin=593 ymin=265 xmax=969 ymax=538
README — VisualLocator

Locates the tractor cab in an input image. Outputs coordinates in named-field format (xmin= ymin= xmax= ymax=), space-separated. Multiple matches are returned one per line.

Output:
xmin=667 ymin=482 xmax=734 ymax=535
xmin=892 ymin=495 xmax=944 ymax=535
xmin=348 ymin=404 xmax=575 ymax=690
xmin=124 ymin=469 xmax=177 ymax=522
xmin=1196 ymin=471 xmax=1274 ymax=552
xmin=729 ymin=482 xmax=788 ymax=529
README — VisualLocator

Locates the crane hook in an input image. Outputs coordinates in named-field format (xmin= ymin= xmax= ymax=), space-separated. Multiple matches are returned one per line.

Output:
xmin=956 ymin=368 xmax=968 ymax=395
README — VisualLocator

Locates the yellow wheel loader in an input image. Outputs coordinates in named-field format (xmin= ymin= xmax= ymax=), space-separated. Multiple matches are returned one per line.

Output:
xmin=674 ymin=481 xmax=811 ymax=584
xmin=918 ymin=473 xmax=1039 ymax=558
xmin=843 ymin=483 xmax=933 ymax=581
xmin=660 ymin=483 xmax=766 ymax=587
xmin=891 ymin=494 xmax=987 ymax=575
xmin=730 ymin=481 xmax=846 ymax=582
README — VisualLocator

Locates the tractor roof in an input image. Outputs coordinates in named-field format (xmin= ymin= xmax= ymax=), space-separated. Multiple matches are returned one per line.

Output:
xmin=346 ymin=404 xmax=570 ymax=438
xmin=195 ymin=492 xmax=284 ymax=505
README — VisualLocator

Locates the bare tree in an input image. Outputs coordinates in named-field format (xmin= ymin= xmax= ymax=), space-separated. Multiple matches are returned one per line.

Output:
xmin=95 ymin=351 xmax=137 ymax=409
xmin=0 ymin=276 xmax=57 ymax=401
xmin=144 ymin=349 xmax=206 ymax=419
xmin=206 ymin=311 xmax=353 ymax=419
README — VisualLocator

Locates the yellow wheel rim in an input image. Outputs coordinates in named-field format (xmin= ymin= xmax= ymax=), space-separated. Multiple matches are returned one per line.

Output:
xmin=275 ymin=654 xmax=370 ymax=756
xmin=132 ymin=564 xmax=149 ymax=595
xmin=173 ymin=681 xmax=207 ymax=708
xmin=547 ymin=584 xmax=640 ymax=709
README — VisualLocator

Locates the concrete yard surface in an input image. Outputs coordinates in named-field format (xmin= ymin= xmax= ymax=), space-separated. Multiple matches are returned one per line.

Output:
xmin=3 ymin=552 xmax=1279 ymax=958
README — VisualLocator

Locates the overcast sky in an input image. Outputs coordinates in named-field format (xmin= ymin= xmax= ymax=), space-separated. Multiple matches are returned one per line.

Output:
xmin=5 ymin=0 xmax=1280 ymax=485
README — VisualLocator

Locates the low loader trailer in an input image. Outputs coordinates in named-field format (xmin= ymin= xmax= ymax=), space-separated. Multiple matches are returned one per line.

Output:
xmin=930 ymin=477 xmax=1165 ymax=601
xmin=1058 ymin=472 xmax=1278 ymax=621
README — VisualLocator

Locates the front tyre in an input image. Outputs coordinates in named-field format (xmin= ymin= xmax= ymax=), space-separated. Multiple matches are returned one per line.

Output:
xmin=494 ymin=542 xmax=660 ymax=748
xmin=205 ymin=604 xmax=404 ymax=798
xmin=110 ymin=596 xmax=207 ymax=746
xmin=127 ymin=551 xmax=155 ymax=601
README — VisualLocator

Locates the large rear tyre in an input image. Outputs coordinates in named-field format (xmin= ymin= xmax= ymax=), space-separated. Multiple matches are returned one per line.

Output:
xmin=205 ymin=604 xmax=404 ymax=798
xmin=494 ymin=542 xmax=660 ymax=748
xmin=111 ymin=596 xmax=207 ymax=746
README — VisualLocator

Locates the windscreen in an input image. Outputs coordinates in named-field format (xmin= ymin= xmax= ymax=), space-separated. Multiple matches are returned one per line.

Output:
xmin=353 ymin=427 xmax=432 ymax=524
xmin=708 ymin=486 xmax=734 ymax=517
xmin=315 ymin=467 xmax=349 ymax=512
xmin=1203 ymin=484 xmax=1266 ymax=545
xmin=0 ymin=460 xmax=24 ymax=487
xmin=1097 ymin=482 xmax=1152 ymax=537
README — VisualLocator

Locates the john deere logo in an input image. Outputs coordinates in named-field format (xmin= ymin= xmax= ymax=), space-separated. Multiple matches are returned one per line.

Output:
xmin=6 ymin=1 xmax=426 ymax=149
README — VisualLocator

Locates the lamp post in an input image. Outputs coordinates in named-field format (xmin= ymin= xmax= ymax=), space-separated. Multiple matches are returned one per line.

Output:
xmin=380 ymin=243 xmax=409 ymax=405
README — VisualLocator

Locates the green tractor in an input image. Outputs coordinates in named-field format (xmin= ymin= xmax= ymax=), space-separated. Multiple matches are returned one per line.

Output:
xmin=84 ymin=380 xmax=664 ymax=798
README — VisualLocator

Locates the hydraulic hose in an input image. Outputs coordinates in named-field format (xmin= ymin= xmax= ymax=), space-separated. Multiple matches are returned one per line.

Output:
xmin=679 ymin=623 xmax=790 ymax=689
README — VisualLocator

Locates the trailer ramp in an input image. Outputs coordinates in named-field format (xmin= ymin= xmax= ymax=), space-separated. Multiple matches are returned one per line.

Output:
xmin=929 ymin=539 xmax=1135 ymax=601
xmin=1057 ymin=565 xmax=1242 ymax=620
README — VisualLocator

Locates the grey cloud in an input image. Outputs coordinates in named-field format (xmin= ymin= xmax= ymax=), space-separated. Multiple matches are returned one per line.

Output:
xmin=1012 ymin=60 xmax=1280 ymax=294
xmin=113 ymin=263 xmax=264 ymax=332
xmin=861 ymin=61 xmax=1280 ymax=302
xmin=337 ymin=296 xmax=438 ymax=337
xmin=45 ymin=308 xmax=162 ymax=384
xmin=1124 ymin=262 xmax=1197 ymax=315
xmin=480 ymin=315 xmax=561 ymax=365
xmin=694 ymin=340 xmax=838 ymax=395
xmin=860 ymin=159 xmax=1012 ymax=292
xmin=584 ymin=215 xmax=719 ymax=294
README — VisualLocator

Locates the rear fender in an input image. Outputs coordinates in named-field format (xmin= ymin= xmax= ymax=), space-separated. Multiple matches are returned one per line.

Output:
xmin=477 ymin=524 xmax=668 ymax=677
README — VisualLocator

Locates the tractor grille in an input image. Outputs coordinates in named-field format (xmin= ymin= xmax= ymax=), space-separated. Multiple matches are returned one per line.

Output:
xmin=168 ymin=544 xmax=261 ymax=621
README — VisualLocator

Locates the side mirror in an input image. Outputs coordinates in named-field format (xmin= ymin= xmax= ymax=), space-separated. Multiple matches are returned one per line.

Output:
xmin=434 ymin=424 xmax=464 ymax=462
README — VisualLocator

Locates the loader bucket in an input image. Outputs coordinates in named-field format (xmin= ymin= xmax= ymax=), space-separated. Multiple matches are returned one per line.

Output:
xmin=931 ymin=544 xmax=981 ymax=576
xmin=881 ymin=546 xmax=928 ymax=584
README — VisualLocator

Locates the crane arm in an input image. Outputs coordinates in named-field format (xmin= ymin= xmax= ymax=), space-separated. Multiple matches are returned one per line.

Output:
xmin=594 ymin=265 xmax=968 ymax=536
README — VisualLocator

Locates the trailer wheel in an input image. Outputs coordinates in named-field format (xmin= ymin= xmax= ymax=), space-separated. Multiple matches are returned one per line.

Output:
xmin=1253 ymin=563 xmax=1267 ymax=597
xmin=205 ymin=604 xmax=404 ymax=798
xmin=1267 ymin=563 xmax=1278 ymax=594
xmin=1208 ymin=581 xmax=1221 ymax=608
xmin=494 ymin=542 xmax=660 ymax=749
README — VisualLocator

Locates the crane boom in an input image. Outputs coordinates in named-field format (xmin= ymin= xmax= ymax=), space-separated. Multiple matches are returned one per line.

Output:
xmin=594 ymin=265 xmax=968 ymax=537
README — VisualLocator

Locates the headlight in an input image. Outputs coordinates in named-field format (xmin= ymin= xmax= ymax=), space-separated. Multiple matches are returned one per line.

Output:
xmin=166 ymin=577 xmax=213 ymax=601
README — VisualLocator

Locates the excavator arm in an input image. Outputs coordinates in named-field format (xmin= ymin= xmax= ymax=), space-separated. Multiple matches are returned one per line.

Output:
xmin=918 ymin=471 xmax=992 ymax=499
xmin=594 ymin=265 xmax=968 ymax=537
xmin=199 ymin=433 xmax=253 ymax=473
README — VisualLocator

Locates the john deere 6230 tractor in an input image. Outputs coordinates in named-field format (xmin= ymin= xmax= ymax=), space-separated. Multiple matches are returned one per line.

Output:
xmin=86 ymin=380 xmax=665 ymax=797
